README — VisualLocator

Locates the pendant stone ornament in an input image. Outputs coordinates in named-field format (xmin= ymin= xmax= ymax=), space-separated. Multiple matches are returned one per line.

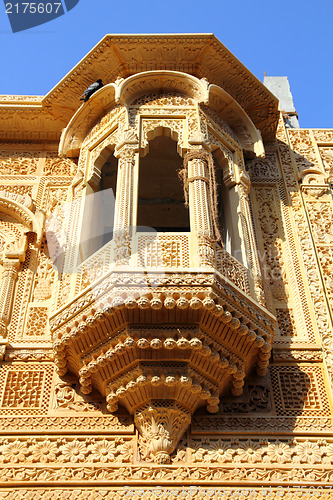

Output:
xmin=134 ymin=401 xmax=191 ymax=463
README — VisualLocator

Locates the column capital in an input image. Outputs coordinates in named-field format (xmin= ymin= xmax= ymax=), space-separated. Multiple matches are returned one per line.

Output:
xmin=114 ymin=129 xmax=139 ymax=159
xmin=3 ymin=235 xmax=27 ymax=263
xmin=184 ymin=147 xmax=212 ymax=165
xmin=188 ymin=133 xmax=211 ymax=151
xmin=2 ymin=258 xmax=20 ymax=273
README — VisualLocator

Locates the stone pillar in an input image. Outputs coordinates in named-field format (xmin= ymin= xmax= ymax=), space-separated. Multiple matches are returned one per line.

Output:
xmin=114 ymin=134 xmax=139 ymax=266
xmin=0 ymin=258 xmax=20 ymax=341
xmin=239 ymin=182 xmax=266 ymax=305
xmin=186 ymin=148 xmax=215 ymax=266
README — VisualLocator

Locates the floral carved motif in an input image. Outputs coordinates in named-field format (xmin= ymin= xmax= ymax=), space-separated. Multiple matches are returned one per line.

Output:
xmin=43 ymin=157 xmax=77 ymax=177
xmin=291 ymin=191 xmax=333 ymax=388
xmin=0 ymin=436 xmax=133 ymax=464
xmin=135 ymin=402 xmax=191 ymax=463
xmin=251 ymin=186 xmax=288 ymax=307
xmin=288 ymin=129 xmax=323 ymax=180
xmin=319 ymin=147 xmax=333 ymax=180
xmin=0 ymin=152 xmax=39 ymax=176
xmin=190 ymin=437 xmax=333 ymax=465
xmin=246 ymin=153 xmax=281 ymax=181
xmin=53 ymin=382 xmax=103 ymax=412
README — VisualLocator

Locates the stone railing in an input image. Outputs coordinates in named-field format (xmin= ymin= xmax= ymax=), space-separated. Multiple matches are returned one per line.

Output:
xmin=215 ymin=246 xmax=250 ymax=295
xmin=135 ymin=232 xmax=191 ymax=268
xmin=75 ymin=239 xmax=114 ymax=294
xmin=75 ymin=232 xmax=251 ymax=296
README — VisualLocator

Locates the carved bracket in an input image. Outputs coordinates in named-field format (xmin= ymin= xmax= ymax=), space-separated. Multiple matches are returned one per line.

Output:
xmin=135 ymin=401 xmax=191 ymax=463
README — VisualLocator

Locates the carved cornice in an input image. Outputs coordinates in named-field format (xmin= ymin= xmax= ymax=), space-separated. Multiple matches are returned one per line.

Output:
xmin=0 ymin=35 xmax=279 ymax=144
xmin=42 ymin=34 xmax=278 ymax=141
xmin=0 ymin=106 xmax=67 ymax=141
xmin=0 ymin=95 xmax=43 ymax=103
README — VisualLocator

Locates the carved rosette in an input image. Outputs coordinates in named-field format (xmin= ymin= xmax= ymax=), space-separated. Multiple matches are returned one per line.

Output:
xmin=134 ymin=401 xmax=191 ymax=463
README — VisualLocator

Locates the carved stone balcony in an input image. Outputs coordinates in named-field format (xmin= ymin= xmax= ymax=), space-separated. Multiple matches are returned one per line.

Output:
xmin=50 ymin=235 xmax=275 ymax=463
xmin=75 ymin=233 xmax=251 ymax=296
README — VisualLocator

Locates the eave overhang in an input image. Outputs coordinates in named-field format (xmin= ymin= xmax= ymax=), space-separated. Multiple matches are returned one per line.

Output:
xmin=0 ymin=34 xmax=279 ymax=142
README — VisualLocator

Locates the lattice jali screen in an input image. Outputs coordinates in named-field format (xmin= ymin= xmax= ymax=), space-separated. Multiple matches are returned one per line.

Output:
xmin=271 ymin=365 xmax=331 ymax=417
xmin=137 ymin=234 xmax=190 ymax=268
xmin=276 ymin=308 xmax=296 ymax=337
xmin=25 ymin=306 xmax=50 ymax=339
xmin=75 ymin=240 xmax=114 ymax=293
xmin=215 ymin=246 xmax=250 ymax=294
xmin=0 ymin=364 xmax=53 ymax=414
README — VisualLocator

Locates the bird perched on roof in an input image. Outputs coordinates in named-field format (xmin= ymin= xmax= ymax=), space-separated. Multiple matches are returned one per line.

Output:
xmin=79 ymin=79 xmax=103 ymax=102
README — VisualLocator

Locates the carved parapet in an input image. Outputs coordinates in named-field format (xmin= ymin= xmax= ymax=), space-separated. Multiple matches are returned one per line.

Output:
xmin=113 ymin=229 xmax=131 ymax=266
xmin=197 ymin=232 xmax=215 ymax=267
xmin=215 ymin=245 xmax=250 ymax=293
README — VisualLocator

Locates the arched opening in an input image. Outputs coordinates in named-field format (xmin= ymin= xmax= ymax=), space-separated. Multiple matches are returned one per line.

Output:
xmin=137 ymin=134 xmax=189 ymax=232
xmin=100 ymin=152 xmax=118 ymax=245
xmin=213 ymin=150 xmax=245 ymax=265
xmin=79 ymin=150 xmax=117 ymax=262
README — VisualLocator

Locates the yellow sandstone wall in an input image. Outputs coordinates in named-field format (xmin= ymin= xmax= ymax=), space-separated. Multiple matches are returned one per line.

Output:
xmin=0 ymin=50 xmax=332 ymax=498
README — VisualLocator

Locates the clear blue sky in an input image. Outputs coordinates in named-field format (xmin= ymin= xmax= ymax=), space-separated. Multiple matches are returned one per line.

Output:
xmin=0 ymin=0 xmax=332 ymax=128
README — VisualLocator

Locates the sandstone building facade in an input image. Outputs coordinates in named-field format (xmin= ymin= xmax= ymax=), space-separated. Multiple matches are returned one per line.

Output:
xmin=0 ymin=34 xmax=332 ymax=498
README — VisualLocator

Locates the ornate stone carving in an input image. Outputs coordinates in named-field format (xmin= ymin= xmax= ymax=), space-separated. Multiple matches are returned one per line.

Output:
xmin=135 ymin=402 xmax=191 ymax=463
xmin=1 ymin=34 xmax=333 ymax=496
xmin=0 ymin=151 xmax=39 ymax=175
xmin=0 ymin=363 xmax=54 ymax=414
xmin=0 ymin=259 xmax=20 ymax=339
xmin=246 ymin=153 xmax=281 ymax=181
xmin=53 ymin=382 xmax=103 ymax=412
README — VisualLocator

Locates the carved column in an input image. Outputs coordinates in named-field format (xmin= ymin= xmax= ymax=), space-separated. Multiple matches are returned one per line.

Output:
xmin=114 ymin=134 xmax=139 ymax=265
xmin=0 ymin=258 xmax=20 ymax=341
xmin=186 ymin=148 xmax=215 ymax=266
xmin=239 ymin=180 xmax=266 ymax=305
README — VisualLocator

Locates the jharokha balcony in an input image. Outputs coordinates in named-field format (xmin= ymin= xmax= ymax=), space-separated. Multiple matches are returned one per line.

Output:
xmin=50 ymin=230 xmax=274 ymax=463
xmin=50 ymin=54 xmax=276 ymax=462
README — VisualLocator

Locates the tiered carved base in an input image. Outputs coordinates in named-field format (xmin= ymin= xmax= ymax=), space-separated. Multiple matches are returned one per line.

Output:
xmin=50 ymin=271 xmax=275 ymax=458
